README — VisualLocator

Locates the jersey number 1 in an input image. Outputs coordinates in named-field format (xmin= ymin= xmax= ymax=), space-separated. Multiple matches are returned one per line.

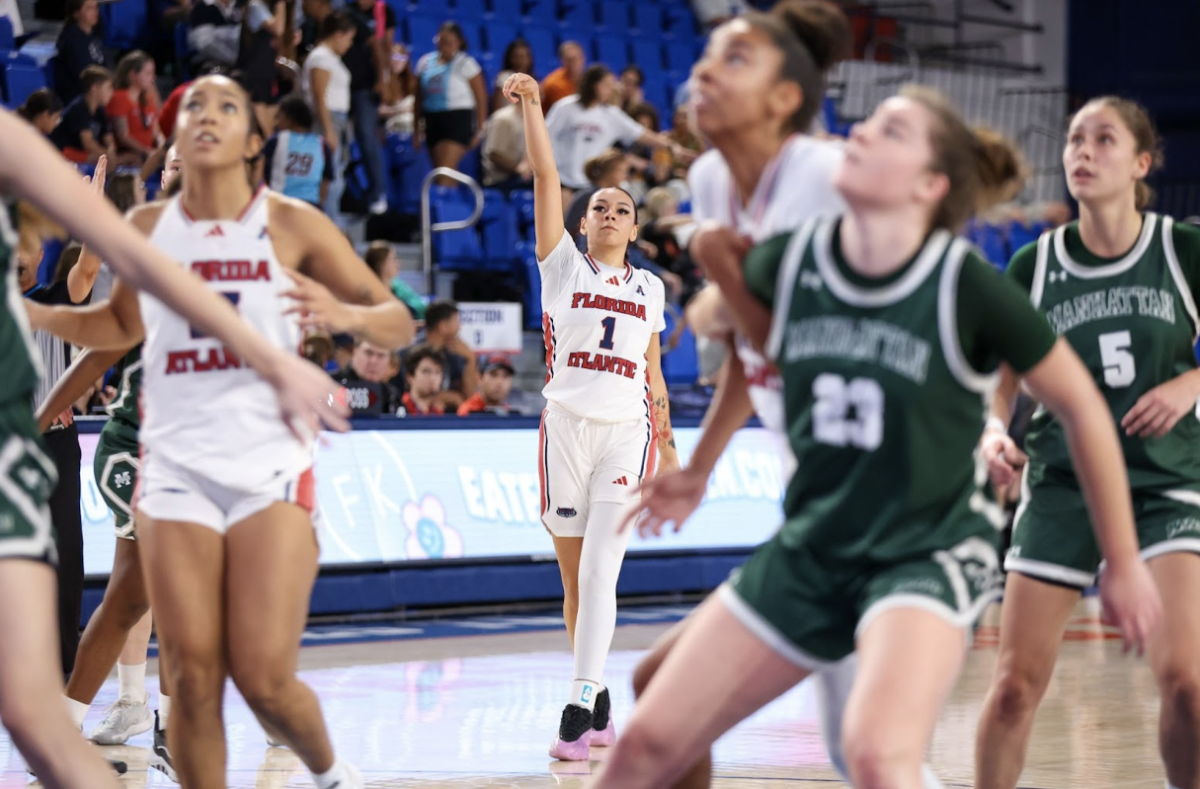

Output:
xmin=812 ymin=373 xmax=884 ymax=451
xmin=598 ymin=316 xmax=616 ymax=350
xmin=1098 ymin=330 xmax=1135 ymax=388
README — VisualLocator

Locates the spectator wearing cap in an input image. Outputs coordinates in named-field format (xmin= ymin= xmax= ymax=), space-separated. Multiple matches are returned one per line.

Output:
xmin=457 ymin=356 xmax=515 ymax=415
xmin=401 ymin=344 xmax=447 ymax=416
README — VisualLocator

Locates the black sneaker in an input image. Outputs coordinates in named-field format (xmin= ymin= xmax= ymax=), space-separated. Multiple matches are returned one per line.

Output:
xmin=548 ymin=704 xmax=593 ymax=761
xmin=590 ymin=687 xmax=616 ymax=746
xmin=150 ymin=711 xmax=178 ymax=783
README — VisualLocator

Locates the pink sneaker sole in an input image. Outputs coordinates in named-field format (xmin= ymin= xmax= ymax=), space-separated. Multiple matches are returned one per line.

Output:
xmin=549 ymin=735 xmax=590 ymax=761
xmin=589 ymin=719 xmax=616 ymax=747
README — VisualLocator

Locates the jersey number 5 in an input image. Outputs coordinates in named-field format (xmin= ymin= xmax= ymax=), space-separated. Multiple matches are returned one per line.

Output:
xmin=812 ymin=373 xmax=884 ymax=451
xmin=1098 ymin=330 xmax=1135 ymax=388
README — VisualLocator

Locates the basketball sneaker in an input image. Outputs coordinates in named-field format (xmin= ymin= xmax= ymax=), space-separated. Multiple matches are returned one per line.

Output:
xmin=151 ymin=711 xmax=178 ymax=782
xmin=588 ymin=688 xmax=616 ymax=747
xmin=90 ymin=697 xmax=153 ymax=744
xmin=549 ymin=704 xmax=593 ymax=761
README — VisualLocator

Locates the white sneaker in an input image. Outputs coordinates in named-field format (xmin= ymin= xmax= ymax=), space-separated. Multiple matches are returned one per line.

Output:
xmin=90 ymin=697 xmax=153 ymax=745
xmin=368 ymin=198 xmax=388 ymax=215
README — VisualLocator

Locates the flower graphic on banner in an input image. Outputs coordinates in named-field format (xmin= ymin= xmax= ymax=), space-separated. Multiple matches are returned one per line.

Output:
xmin=403 ymin=495 xmax=464 ymax=559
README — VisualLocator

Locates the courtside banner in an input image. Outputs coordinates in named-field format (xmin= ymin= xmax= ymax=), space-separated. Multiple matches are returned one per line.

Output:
xmin=78 ymin=426 xmax=785 ymax=573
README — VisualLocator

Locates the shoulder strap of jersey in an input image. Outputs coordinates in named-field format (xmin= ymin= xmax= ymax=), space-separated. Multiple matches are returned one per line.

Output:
xmin=937 ymin=237 xmax=996 ymax=394
xmin=1029 ymin=228 xmax=1054 ymax=309
xmin=1160 ymin=214 xmax=1200 ymax=340
xmin=765 ymin=216 xmax=819 ymax=361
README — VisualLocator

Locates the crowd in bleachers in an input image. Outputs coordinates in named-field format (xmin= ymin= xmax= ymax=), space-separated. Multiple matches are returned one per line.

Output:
xmin=1 ymin=0 xmax=1083 ymax=414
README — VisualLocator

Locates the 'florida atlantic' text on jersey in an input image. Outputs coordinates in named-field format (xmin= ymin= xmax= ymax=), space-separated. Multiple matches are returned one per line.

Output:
xmin=539 ymin=233 xmax=667 ymax=424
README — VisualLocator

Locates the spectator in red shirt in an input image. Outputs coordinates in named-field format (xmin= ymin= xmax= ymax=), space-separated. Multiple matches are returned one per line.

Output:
xmin=107 ymin=50 xmax=164 ymax=161
xmin=457 ymin=355 xmax=514 ymax=415
xmin=158 ymin=79 xmax=191 ymax=140
xmin=401 ymin=344 xmax=446 ymax=416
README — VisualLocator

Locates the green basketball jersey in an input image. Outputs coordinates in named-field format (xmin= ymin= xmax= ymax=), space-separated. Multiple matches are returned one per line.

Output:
xmin=0 ymin=202 xmax=43 ymax=409
xmin=1017 ymin=214 xmax=1200 ymax=489
xmin=105 ymin=345 xmax=143 ymax=431
xmin=748 ymin=217 xmax=1055 ymax=564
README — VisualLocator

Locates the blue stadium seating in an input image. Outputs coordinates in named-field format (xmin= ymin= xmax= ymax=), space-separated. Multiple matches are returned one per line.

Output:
xmin=597 ymin=2 xmax=629 ymax=32
xmin=511 ymin=189 xmax=535 ymax=241
xmin=407 ymin=13 xmax=442 ymax=61
xmin=520 ymin=24 xmax=556 ymax=69
xmin=457 ymin=146 xmax=482 ymax=182
xmin=384 ymin=133 xmax=434 ymax=215
xmin=631 ymin=38 xmax=662 ymax=72
xmin=1007 ymin=221 xmax=1049 ymax=254
xmin=660 ymin=308 xmax=700 ymax=384
xmin=430 ymin=186 xmax=485 ymax=269
xmin=173 ymin=24 xmax=191 ymax=80
xmin=665 ymin=40 xmax=694 ymax=73
xmin=101 ymin=0 xmax=149 ymax=52
xmin=631 ymin=4 xmax=663 ymax=36
xmin=455 ymin=0 xmax=489 ymax=20
xmin=4 ymin=62 xmax=46 ymax=107
xmin=517 ymin=241 xmax=542 ymax=329
xmin=560 ymin=1 xmax=593 ymax=30
xmin=0 ymin=17 xmax=14 ymax=51
xmin=491 ymin=0 xmax=521 ymax=20
xmin=483 ymin=20 xmax=519 ymax=57
xmin=478 ymin=188 xmax=519 ymax=270
xmin=593 ymin=34 xmax=628 ymax=72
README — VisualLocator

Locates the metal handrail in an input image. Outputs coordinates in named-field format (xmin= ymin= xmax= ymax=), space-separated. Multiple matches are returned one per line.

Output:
xmin=421 ymin=168 xmax=485 ymax=295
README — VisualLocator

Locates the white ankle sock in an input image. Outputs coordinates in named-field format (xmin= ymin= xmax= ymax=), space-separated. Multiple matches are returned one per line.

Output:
xmin=312 ymin=759 xmax=349 ymax=789
xmin=65 ymin=697 xmax=88 ymax=729
xmin=158 ymin=694 xmax=171 ymax=729
xmin=569 ymin=679 xmax=601 ymax=712
xmin=117 ymin=662 xmax=147 ymax=704
xmin=1166 ymin=783 xmax=1184 ymax=789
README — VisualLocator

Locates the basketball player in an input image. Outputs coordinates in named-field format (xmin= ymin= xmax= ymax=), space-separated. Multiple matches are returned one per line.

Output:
xmin=27 ymin=74 xmax=414 ymax=789
xmin=617 ymin=4 xmax=902 ymax=786
xmin=31 ymin=150 xmax=184 ymax=776
xmin=975 ymin=97 xmax=1200 ymax=789
xmin=0 ymin=106 xmax=344 ymax=789
xmin=590 ymin=86 xmax=1163 ymax=789
xmin=503 ymin=71 xmax=680 ymax=761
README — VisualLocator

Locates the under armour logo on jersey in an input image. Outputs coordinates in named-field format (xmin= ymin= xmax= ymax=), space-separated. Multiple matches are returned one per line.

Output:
xmin=799 ymin=270 xmax=823 ymax=290
xmin=636 ymin=285 xmax=645 ymax=296
xmin=1048 ymin=270 xmax=1069 ymax=283
xmin=612 ymin=476 xmax=629 ymax=486
xmin=205 ymin=225 xmax=225 ymax=238
xmin=606 ymin=275 xmax=620 ymax=287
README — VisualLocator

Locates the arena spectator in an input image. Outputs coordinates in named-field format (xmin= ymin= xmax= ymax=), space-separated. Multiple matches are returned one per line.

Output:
xmin=302 ymin=330 xmax=336 ymax=371
xmin=107 ymin=51 xmax=163 ymax=161
xmin=616 ymin=65 xmax=644 ymax=114
xmin=414 ymin=21 xmax=487 ymax=186
xmin=17 ymin=89 xmax=63 ymax=137
xmin=364 ymin=241 xmax=427 ymax=320
xmin=188 ymin=0 xmax=242 ymax=72
xmin=237 ymin=0 xmax=287 ymax=136
xmin=52 ymin=66 xmax=119 ymax=165
xmin=158 ymin=78 xmax=191 ymax=139
xmin=413 ymin=299 xmax=477 ymax=410
xmin=482 ymin=97 xmax=530 ymax=191
xmin=401 ymin=344 xmax=447 ymax=416
xmin=54 ymin=0 xmax=109 ymax=103
xmin=539 ymin=41 xmax=585 ymax=112
xmin=492 ymin=38 xmax=533 ymax=112
xmin=545 ymin=65 xmax=694 ymax=199
xmin=343 ymin=0 xmax=395 ymax=215
xmin=303 ymin=12 xmax=355 ymax=220
xmin=298 ymin=0 xmax=331 ymax=60
xmin=262 ymin=95 xmax=333 ymax=208
xmin=457 ymin=355 xmax=515 ymax=416
xmin=333 ymin=338 xmax=403 ymax=414
xmin=665 ymin=103 xmax=705 ymax=180
xmin=379 ymin=43 xmax=417 ymax=134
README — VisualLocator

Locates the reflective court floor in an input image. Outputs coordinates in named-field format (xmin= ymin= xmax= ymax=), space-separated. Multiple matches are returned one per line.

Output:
xmin=0 ymin=600 xmax=1168 ymax=788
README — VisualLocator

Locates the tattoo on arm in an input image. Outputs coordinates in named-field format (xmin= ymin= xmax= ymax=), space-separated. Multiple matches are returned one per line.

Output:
xmin=653 ymin=394 xmax=676 ymax=448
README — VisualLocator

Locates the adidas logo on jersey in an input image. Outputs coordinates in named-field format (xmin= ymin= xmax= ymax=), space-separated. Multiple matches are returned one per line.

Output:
xmin=606 ymin=275 xmax=620 ymax=287
xmin=204 ymin=225 xmax=225 ymax=238
xmin=612 ymin=476 xmax=629 ymax=486
xmin=1048 ymin=271 xmax=1070 ymax=283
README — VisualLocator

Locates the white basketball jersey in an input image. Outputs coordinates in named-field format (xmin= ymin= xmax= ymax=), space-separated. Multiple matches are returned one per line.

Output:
xmin=689 ymin=135 xmax=846 ymax=438
xmin=139 ymin=188 xmax=311 ymax=490
xmin=540 ymin=233 xmax=667 ymax=423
